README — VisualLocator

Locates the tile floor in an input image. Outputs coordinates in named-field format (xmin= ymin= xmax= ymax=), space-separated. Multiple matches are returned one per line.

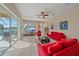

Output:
xmin=3 ymin=36 xmax=56 ymax=56
xmin=3 ymin=36 xmax=37 ymax=56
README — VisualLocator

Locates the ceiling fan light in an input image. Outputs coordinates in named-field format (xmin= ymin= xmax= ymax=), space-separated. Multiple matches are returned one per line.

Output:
xmin=44 ymin=14 xmax=48 ymax=16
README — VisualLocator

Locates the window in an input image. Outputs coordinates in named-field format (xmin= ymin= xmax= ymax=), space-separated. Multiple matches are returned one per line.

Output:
xmin=24 ymin=24 xmax=35 ymax=32
xmin=0 ymin=17 xmax=18 ymax=55
xmin=23 ymin=23 xmax=36 ymax=36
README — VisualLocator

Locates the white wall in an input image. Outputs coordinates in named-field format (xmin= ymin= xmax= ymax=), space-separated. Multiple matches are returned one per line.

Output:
xmin=45 ymin=5 xmax=79 ymax=39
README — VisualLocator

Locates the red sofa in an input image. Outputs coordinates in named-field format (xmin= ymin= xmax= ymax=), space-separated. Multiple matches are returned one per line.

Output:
xmin=47 ymin=32 xmax=66 ymax=41
xmin=37 ymin=38 xmax=79 ymax=56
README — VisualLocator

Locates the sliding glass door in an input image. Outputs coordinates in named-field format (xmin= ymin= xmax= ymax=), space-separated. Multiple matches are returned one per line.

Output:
xmin=0 ymin=17 xmax=18 ymax=55
xmin=11 ymin=18 xmax=18 ymax=45
xmin=0 ymin=18 xmax=10 ymax=55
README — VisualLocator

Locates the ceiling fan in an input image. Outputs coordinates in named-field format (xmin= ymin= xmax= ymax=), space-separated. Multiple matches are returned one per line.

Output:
xmin=36 ymin=11 xmax=55 ymax=19
xmin=36 ymin=11 xmax=49 ymax=18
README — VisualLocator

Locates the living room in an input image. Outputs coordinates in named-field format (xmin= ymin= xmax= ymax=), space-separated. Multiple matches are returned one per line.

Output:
xmin=0 ymin=3 xmax=79 ymax=56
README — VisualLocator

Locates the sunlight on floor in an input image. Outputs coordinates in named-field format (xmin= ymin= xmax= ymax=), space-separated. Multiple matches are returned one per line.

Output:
xmin=8 ymin=41 xmax=32 ymax=51
xmin=3 ymin=36 xmax=37 ymax=56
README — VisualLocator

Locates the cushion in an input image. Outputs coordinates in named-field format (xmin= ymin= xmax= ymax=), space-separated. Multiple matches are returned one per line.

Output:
xmin=71 ymin=38 xmax=78 ymax=43
xmin=51 ymin=32 xmax=57 ymax=34
xmin=48 ymin=42 xmax=63 ymax=55
xmin=51 ymin=32 xmax=65 ymax=37
xmin=38 ymin=44 xmax=49 ymax=56
xmin=59 ymin=38 xmax=77 ymax=48
xmin=42 ymin=42 xmax=56 ymax=51
xmin=49 ymin=32 xmax=65 ymax=41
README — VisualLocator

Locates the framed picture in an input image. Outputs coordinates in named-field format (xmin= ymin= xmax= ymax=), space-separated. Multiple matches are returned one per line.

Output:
xmin=51 ymin=24 xmax=54 ymax=29
xmin=45 ymin=27 xmax=49 ymax=35
xmin=59 ymin=21 xmax=68 ymax=30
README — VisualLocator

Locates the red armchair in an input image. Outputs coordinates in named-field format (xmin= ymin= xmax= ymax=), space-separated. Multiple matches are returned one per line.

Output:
xmin=37 ymin=31 xmax=41 ymax=37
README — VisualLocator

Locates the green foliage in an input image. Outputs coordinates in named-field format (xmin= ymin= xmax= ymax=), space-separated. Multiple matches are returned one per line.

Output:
xmin=24 ymin=24 xmax=35 ymax=32
xmin=0 ymin=24 xmax=4 ymax=30
xmin=0 ymin=24 xmax=4 ymax=34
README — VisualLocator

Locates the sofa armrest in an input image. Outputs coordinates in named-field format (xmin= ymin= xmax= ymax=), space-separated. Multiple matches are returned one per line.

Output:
xmin=53 ymin=42 xmax=79 ymax=56
xmin=37 ymin=44 xmax=49 ymax=56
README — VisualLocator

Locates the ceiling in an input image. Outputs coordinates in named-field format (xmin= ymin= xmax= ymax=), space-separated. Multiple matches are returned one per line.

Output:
xmin=0 ymin=4 xmax=13 ymax=18
xmin=14 ymin=3 xmax=79 ymax=20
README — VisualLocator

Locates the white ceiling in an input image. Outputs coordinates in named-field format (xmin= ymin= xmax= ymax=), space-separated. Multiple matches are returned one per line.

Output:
xmin=14 ymin=3 xmax=78 ymax=20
